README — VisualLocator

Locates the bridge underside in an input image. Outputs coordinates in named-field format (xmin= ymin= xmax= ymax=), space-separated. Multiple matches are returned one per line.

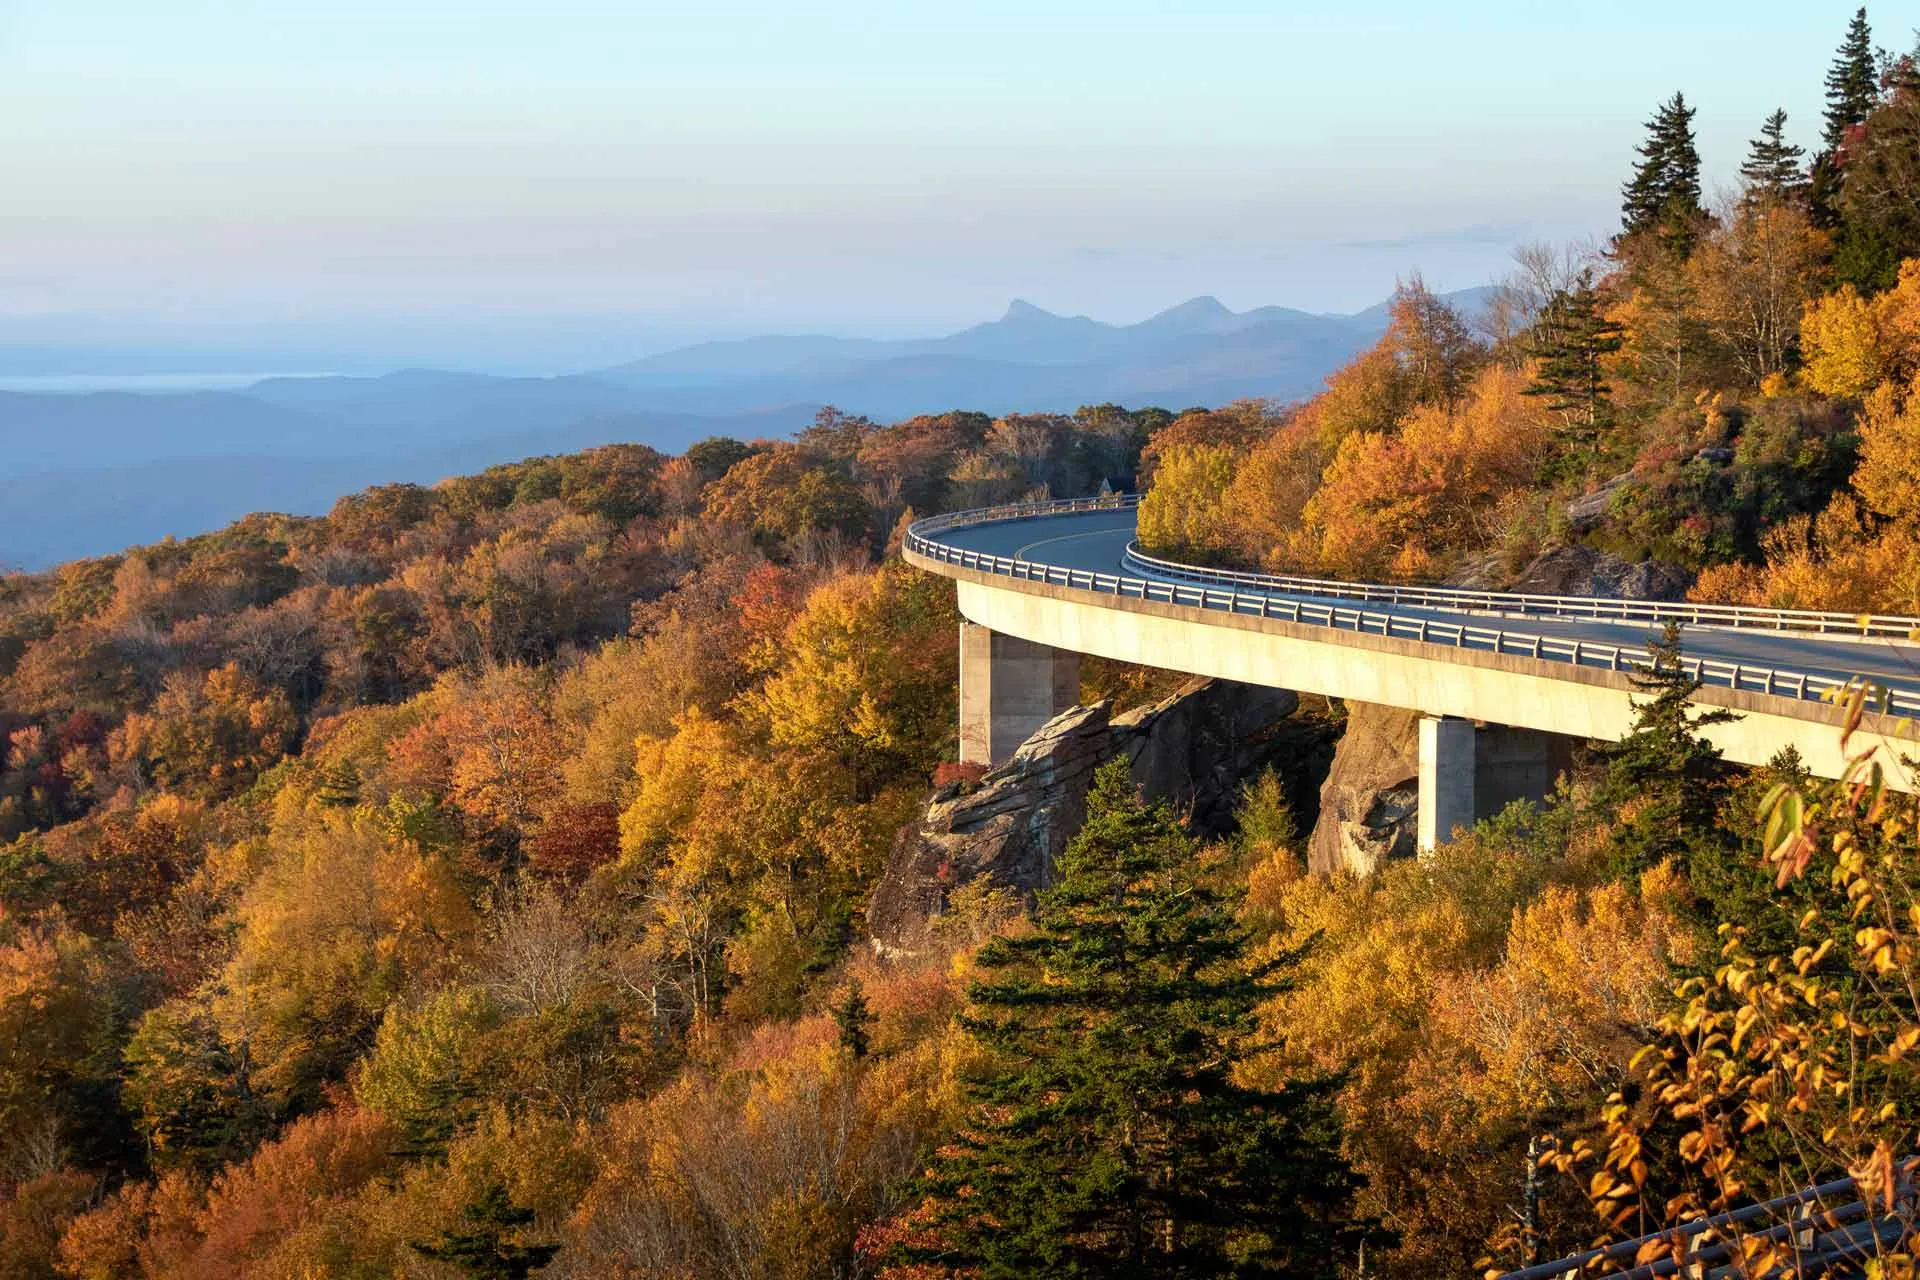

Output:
xmin=944 ymin=577 xmax=1912 ymax=853
xmin=958 ymin=614 xmax=1577 ymax=850
xmin=1420 ymin=718 xmax=1579 ymax=850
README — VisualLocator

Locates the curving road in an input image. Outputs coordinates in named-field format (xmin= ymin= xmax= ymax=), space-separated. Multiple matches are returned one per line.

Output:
xmin=928 ymin=506 xmax=1920 ymax=712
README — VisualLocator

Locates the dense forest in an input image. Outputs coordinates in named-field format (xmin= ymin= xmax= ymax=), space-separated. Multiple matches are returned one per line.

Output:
xmin=4 ymin=10 xmax=1920 ymax=1279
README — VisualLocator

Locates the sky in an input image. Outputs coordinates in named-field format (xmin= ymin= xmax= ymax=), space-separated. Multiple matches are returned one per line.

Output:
xmin=0 ymin=1 xmax=1899 ymax=371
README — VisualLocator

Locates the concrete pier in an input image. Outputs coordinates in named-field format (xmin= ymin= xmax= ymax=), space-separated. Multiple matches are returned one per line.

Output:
xmin=958 ymin=621 xmax=1081 ymax=765
xmin=1418 ymin=718 xmax=1573 ymax=851
xmin=1418 ymin=716 xmax=1478 ymax=852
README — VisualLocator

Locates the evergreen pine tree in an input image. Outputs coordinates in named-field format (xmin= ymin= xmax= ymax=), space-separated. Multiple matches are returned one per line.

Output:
xmin=314 ymin=760 xmax=360 ymax=808
xmin=1813 ymin=8 xmax=1880 ymax=226
xmin=409 ymin=1182 xmax=559 ymax=1279
xmin=1739 ymin=109 xmax=1806 ymax=198
xmin=1823 ymin=8 xmax=1878 ymax=153
xmin=1620 ymin=93 xmax=1705 ymax=253
xmin=831 ymin=976 xmax=873 ymax=1059
xmin=1523 ymin=270 xmax=1624 ymax=470
xmin=1621 ymin=103 xmax=1673 ymax=240
xmin=1593 ymin=623 xmax=1738 ymax=881
xmin=902 ymin=760 xmax=1371 ymax=1278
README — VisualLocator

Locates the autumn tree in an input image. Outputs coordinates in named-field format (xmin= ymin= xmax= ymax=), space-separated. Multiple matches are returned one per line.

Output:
xmin=111 ymin=664 xmax=296 ymax=798
xmin=897 ymin=761 xmax=1370 ymax=1278
xmin=1304 ymin=364 xmax=1547 ymax=579
xmin=1851 ymin=373 xmax=1920 ymax=527
xmin=1686 ymin=196 xmax=1827 ymax=385
xmin=736 ymin=562 xmax=957 ymax=797
xmin=701 ymin=446 xmax=872 ymax=549
xmin=1562 ymin=721 xmax=1920 ymax=1276
xmin=121 ymin=1001 xmax=274 ymax=1175
xmin=1136 ymin=442 xmax=1241 ymax=562
xmin=1801 ymin=257 xmax=1920 ymax=397
xmin=1218 ymin=421 xmax=1325 ymax=570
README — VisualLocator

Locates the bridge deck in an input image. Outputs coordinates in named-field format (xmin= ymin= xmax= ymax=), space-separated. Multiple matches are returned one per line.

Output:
xmin=932 ymin=507 xmax=1920 ymax=709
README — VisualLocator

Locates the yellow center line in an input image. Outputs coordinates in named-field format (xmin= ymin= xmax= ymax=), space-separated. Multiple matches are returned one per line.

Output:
xmin=1012 ymin=528 xmax=1129 ymax=561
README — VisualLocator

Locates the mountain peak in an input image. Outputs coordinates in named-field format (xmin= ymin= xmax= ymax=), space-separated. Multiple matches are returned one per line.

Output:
xmin=999 ymin=298 xmax=1063 ymax=324
xmin=1137 ymin=295 xmax=1242 ymax=334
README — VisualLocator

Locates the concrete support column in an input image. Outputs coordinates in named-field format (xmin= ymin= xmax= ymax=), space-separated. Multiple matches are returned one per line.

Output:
xmin=1418 ymin=716 xmax=1477 ymax=853
xmin=958 ymin=621 xmax=1081 ymax=766
xmin=1419 ymin=720 xmax=1574 ymax=851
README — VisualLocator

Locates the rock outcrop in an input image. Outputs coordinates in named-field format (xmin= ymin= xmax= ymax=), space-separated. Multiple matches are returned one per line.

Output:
xmin=868 ymin=678 xmax=1305 ymax=956
xmin=1502 ymin=541 xmax=1692 ymax=601
xmin=1305 ymin=701 xmax=1421 ymax=877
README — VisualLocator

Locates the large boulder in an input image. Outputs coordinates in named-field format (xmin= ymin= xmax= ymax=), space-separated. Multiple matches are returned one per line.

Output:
xmin=1306 ymin=701 xmax=1422 ymax=877
xmin=868 ymin=678 xmax=1303 ymax=958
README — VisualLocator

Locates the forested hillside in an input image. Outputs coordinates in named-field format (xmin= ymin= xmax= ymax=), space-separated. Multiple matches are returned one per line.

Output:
xmin=1139 ymin=13 xmax=1920 ymax=617
xmin=4 ymin=10 xmax=1920 ymax=1280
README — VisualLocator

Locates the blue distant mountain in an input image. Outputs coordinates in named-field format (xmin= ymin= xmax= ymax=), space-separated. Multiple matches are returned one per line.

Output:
xmin=0 ymin=287 xmax=1495 ymax=568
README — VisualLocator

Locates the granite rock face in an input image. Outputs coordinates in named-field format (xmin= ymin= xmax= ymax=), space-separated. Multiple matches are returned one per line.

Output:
xmin=1305 ymin=701 xmax=1423 ymax=877
xmin=868 ymin=678 xmax=1302 ymax=957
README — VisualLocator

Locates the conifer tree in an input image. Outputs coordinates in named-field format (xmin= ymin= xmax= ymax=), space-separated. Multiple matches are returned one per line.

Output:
xmin=409 ymin=1182 xmax=558 ymax=1279
xmin=901 ymin=760 xmax=1370 ymax=1278
xmin=1593 ymin=623 xmax=1738 ymax=881
xmin=1621 ymin=93 xmax=1705 ymax=253
xmin=1739 ymin=109 xmax=1806 ymax=198
xmin=1823 ymin=8 xmax=1878 ymax=153
xmin=1813 ymin=8 xmax=1879 ymax=225
xmin=831 ymin=976 xmax=873 ymax=1059
xmin=1523 ymin=270 xmax=1624 ymax=469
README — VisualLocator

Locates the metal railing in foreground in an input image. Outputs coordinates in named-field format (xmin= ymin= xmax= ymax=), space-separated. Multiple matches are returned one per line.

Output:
xmin=903 ymin=497 xmax=1920 ymax=717
xmin=1496 ymin=1163 xmax=1918 ymax=1280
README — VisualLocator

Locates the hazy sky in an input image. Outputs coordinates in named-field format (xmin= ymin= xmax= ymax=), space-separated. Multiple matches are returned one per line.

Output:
xmin=0 ymin=1 xmax=1897 ymax=369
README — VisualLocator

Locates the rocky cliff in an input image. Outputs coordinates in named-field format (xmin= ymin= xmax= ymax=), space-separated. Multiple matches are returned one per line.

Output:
xmin=1305 ymin=701 xmax=1422 ymax=876
xmin=868 ymin=678 xmax=1313 ymax=957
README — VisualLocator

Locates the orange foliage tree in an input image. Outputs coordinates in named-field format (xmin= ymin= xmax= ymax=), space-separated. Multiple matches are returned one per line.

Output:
xmin=1303 ymin=365 xmax=1548 ymax=579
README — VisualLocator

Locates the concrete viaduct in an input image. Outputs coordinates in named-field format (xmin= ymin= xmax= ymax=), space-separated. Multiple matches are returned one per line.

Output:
xmin=904 ymin=496 xmax=1920 ymax=851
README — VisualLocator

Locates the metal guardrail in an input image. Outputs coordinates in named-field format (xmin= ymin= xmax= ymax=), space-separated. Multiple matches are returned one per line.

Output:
xmin=1497 ymin=1163 xmax=1918 ymax=1279
xmin=1122 ymin=543 xmax=1920 ymax=641
xmin=903 ymin=497 xmax=1920 ymax=718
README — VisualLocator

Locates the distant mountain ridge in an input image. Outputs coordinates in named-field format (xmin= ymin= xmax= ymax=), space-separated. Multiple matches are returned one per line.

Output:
xmin=593 ymin=290 xmax=1476 ymax=401
xmin=0 ymin=286 xmax=1494 ymax=568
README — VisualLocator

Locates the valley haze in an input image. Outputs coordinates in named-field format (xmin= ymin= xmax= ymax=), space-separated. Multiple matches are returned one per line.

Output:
xmin=0 ymin=287 xmax=1490 ymax=569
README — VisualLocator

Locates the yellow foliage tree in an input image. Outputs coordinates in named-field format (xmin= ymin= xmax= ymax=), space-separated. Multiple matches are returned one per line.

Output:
xmin=110 ymin=664 xmax=296 ymax=797
xmin=735 ymin=563 xmax=957 ymax=795
xmin=1800 ymin=283 xmax=1885 ymax=398
xmin=210 ymin=812 xmax=477 ymax=1106
xmin=1801 ymin=259 xmax=1920 ymax=399
xmin=1853 ymin=374 xmax=1920 ymax=526
xmin=1136 ymin=442 xmax=1241 ymax=562
xmin=1558 ymin=739 xmax=1920 ymax=1278
xmin=1685 ymin=197 xmax=1826 ymax=385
